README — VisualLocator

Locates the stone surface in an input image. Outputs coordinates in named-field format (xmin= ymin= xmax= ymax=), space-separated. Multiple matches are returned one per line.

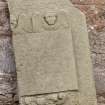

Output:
xmin=20 ymin=91 xmax=79 ymax=105
xmin=72 ymin=1 xmax=105 ymax=104
xmin=0 ymin=0 xmax=104 ymax=104
xmin=0 ymin=1 xmax=17 ymax=105
xmin=13 ymin=31 xmax=78 ymax=95
xmin=9 ymin=2 xmax=79 ymax=96
xmin=7 ymin=0 xmax=97 ymax=105
xmin=8 ymin=0 xmax=79 ymax=96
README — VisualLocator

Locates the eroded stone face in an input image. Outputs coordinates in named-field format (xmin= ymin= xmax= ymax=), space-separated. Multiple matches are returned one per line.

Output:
xmin=7 ymin=0 xmax=98 ymax=105
xmin=44 ymin=12 xmax=57 ymax=25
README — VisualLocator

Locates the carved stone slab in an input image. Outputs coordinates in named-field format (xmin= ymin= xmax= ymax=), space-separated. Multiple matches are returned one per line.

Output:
xmin=7 ymin=0 xmax=98 ymax=105
xmin=12 ymin=12 xmax=78 ymax=96
xmin=8 ymin=0 xmax=78 ymax=96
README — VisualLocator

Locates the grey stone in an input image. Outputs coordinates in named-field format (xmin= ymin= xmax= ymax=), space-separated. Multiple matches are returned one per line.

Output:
xmin=7 ymin=0 xmax=98 ymax=104
xmin=8 ymin=0 xmax=78 ymax=96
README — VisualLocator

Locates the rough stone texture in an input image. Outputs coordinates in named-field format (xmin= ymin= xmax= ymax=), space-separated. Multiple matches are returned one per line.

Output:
xmin=69 ymin=0 xmax=105 ymax=105
xmin=13 ymin=30 xmax=78 ymax=95
xmin=0 ymin=0 xmax=105 ymax=105
xmin=7 ymin=0 xmax=97 ymax=105
xmin=21 ymin=92 xmax=79 ymax=105
xmin=0 ymin=1 xmax=17 ymax=105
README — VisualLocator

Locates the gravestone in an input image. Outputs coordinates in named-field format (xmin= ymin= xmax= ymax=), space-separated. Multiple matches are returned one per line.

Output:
xmin=7 ymin=0 xmax=97 ymax=105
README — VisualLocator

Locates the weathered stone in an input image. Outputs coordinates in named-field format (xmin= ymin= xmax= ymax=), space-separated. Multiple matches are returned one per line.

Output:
xmin=8 ymin=0 xmax=78 ymax=96
xmin=7 ymin=0 xmax=98 ymax=105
